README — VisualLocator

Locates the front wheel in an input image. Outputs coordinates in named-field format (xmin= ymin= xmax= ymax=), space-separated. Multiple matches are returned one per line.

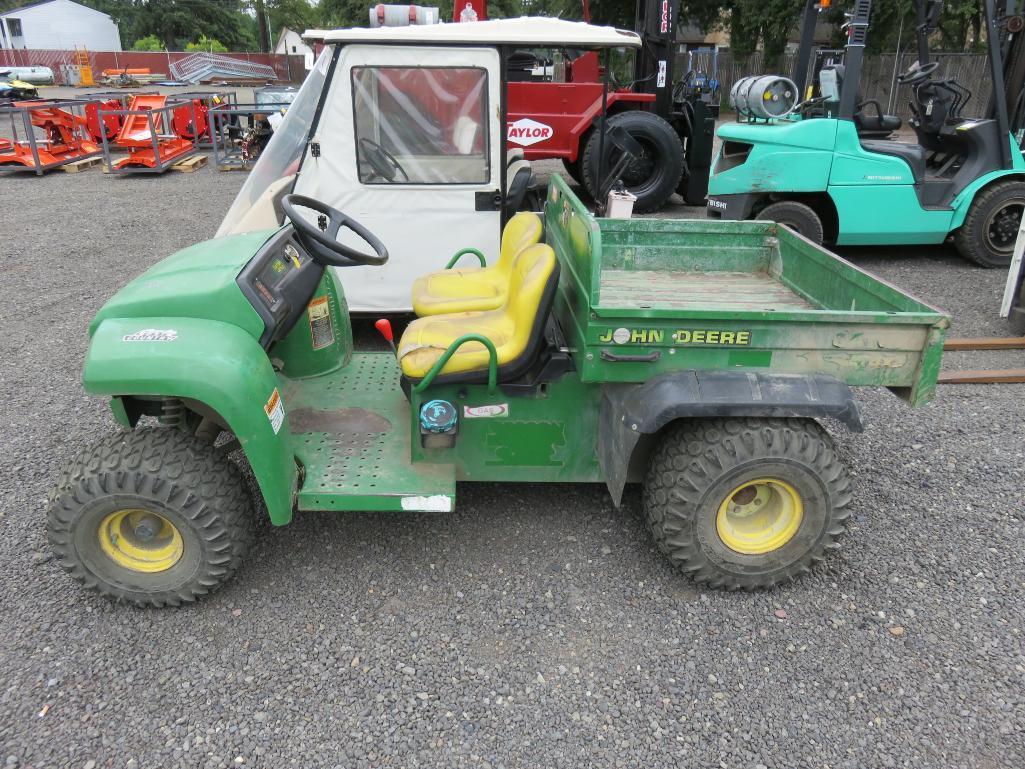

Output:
xmin=643 ymin=418 xmax=852 ymax=590
xmin=953 ymin=180 xmax=1025 ymax=268
xmin=756 ymin=200 xmax=825 ymax=245
xmin=47 ymin=428 xmax=255 ymax=607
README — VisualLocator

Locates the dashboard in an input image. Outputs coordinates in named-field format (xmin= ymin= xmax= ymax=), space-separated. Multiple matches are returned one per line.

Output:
xmin=237 ymin=227 xmax=325 ymax=347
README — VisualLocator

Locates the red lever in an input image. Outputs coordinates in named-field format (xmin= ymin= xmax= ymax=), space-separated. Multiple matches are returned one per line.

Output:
xmin=374 ymin=318 xmax=394 ymax=343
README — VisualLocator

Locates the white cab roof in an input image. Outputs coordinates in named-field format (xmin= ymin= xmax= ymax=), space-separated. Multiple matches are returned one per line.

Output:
xmin=306 ymin=17 xmax=641 ymax=48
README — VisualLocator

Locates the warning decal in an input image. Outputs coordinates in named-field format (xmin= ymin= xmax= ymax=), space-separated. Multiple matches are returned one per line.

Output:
xmin=307 ymin=295 xmax=334 ymax=350
xmin=264 ymin=388 xmax=285 ymax=434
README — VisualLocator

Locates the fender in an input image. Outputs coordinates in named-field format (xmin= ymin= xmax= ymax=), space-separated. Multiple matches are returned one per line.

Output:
xmin=83 ymin=316 xmax=298 ymax=525
xmin=949 ymin=166 xmax=1025 ymax=231
xmin=597 ymin=370 xmax=863 ymax=505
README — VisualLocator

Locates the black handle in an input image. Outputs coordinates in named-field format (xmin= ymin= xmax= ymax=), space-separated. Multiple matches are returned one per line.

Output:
xmin=600 ymin=350 xmax=662 ymax=363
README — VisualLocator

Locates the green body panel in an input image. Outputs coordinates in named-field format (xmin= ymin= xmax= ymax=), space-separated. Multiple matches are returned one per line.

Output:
xmin=545 ymin=174 xmax=949 ymax=405
xmin=84 ymin=316 xmax=298 ymax=525
xmin=89 ymin=230 xmax=276 ymax=339
xmin=410 ymin=375 xmax=604 ymax=483
xmin=710 ymin=117 xmax=1025 ymax=245
xmin=272 ymin=270 xmax=354 ymax=379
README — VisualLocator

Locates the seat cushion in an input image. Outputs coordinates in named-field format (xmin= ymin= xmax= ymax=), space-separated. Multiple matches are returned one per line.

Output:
xmin=399 ymin=311 xmax=515 ymax=379
xmin=410 ymin=211 xmax=543 ymax=317
xmin=399 ymin=244 xmax=559 ymax=382
xmin=411 ymin=267 xmax=506 ymax=316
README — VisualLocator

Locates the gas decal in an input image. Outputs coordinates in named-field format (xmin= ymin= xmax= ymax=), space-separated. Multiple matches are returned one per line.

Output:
xmin=598 ymin=328 xmax=753 ymax=346
xmin=508 ymin=118 xmax=553 ymax=147
xmin=660 ymin=0 xmax=671 ymax=33
xmin=464 ymin=403 xmax=509 ymax=419
xmin=264 ymin=388 xmax=285 ymax=434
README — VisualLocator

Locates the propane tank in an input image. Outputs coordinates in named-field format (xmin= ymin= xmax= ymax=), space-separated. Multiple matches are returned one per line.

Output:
xmin=368 ymin=4 xmax=440 ymax=27
xmin=730 ymin=75 xmax=799 ymax=120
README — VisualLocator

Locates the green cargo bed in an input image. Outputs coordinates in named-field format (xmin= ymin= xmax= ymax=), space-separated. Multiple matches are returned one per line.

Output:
xmin=544 ymin=176 xmax=950 ymax=406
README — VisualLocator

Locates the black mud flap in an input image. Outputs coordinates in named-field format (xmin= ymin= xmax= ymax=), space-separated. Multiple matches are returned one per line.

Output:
xmin=597 ymin=370 xmax=863 ymax=506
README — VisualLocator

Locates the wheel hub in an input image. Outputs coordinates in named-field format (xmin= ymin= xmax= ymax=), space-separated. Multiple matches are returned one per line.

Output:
xmin=716 ymin=479 xmax=803 ymax=555
xmin=984 ymin=200 xmax=1024 ymax=254
xmin=98 ymin=509 xmax=184 ymax=573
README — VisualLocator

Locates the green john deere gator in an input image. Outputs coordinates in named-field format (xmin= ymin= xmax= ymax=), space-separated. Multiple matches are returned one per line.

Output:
xmin=46 ymin=173 xmax=949 ymax=606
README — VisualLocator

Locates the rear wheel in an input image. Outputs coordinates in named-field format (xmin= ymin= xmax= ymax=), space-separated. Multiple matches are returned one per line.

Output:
xmin=756 ymin=200 xmax=825 ymax=245
xmin=954 ymin=180 xmax=1025 ymax=268
xmin=47 ymin=428 xmax=255 ymax=607
xmin=643 ymin=418 xmax=851 ymax=590
xmin=581 ymin=111 xmax=684 ymax=213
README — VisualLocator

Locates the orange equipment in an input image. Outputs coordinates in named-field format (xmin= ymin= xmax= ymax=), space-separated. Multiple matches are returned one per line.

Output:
xmin=0 ymin=100 xmax=101 ymax=171
xmin=112 ymin=94 xmax=194 ymax=170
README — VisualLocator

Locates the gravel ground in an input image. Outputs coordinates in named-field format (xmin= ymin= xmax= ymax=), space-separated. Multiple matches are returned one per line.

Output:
xmin=1 ymin=161 xmax=1024 ymax=769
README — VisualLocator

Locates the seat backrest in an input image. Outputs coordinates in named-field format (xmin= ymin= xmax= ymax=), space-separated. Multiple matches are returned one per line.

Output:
xmin=495 ymin=211 xmax=543 ymax=272
xmin=500 ymin=243 xmax=559 ymax=361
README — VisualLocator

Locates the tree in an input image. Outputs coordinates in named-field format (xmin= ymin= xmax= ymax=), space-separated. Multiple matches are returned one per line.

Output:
xmin=186 ymin=35 xmax=229 ymax=52
xmin=131 ymin=34 xmax=164 ymax=51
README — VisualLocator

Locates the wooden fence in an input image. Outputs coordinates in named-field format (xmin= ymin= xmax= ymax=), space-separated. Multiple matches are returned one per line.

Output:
xmin=682 ymin=50 xmax=991 ymax=120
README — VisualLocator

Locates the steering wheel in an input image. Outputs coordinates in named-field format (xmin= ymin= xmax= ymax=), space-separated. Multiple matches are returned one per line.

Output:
xmin=898 ymin=60 xmax=940 ymax=85
xmin=358 ymin=138 xmax=409 ymax=182
xmin=280 ymin=194 xmax=388 ymax=267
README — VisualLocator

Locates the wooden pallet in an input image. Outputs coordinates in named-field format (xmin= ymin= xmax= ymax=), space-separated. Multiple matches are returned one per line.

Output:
xmin=217 ymin=163 xmax=251 ymax=172
xmin=170 ymin=154 xmax=208 ymax=173
xmin=61 ymin=156 xmax=103 ymax=174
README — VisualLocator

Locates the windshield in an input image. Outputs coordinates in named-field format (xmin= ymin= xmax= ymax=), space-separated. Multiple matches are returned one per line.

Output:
xmin=217 ymin=47 xmax=332 ymax=237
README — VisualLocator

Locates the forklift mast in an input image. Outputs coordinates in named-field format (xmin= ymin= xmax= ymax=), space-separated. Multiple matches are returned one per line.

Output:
xmin=633 ymin=0 xmax=677 ymax=118
xmin=837 ymin=0 xmax=872 ymax=119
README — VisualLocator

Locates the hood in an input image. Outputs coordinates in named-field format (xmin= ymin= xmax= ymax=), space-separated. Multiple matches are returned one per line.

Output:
xmin=89 ymin=229 xmax=278 ymax=339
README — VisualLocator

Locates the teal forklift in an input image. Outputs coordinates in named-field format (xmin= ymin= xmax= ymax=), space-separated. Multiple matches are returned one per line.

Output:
xmin=707 ymin=0 xmax=1025 ymax=268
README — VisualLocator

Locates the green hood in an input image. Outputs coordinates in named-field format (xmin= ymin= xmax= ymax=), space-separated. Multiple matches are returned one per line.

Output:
xmin=89 ymin=229 xmax=278 ymax=339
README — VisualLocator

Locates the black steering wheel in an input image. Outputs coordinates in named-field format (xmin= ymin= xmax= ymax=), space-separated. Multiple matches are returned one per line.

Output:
xmin=358 ymin=137 xmax=409 ymax=182
xmin=280 ymin=194 xmax=388 ymax=267
xmin=898 ymin=60 xmax=940 ymax=85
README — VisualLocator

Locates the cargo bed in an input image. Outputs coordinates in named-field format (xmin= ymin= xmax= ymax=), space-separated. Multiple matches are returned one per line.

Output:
xmin=544 ymin=176 xmax=950 ymax=406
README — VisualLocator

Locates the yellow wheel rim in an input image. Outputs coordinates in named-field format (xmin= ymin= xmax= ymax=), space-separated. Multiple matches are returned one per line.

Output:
xmin=716 ymin=478 xmax=803 ymax=555
xmin=97 ymin=509 xmax=184 ymax=573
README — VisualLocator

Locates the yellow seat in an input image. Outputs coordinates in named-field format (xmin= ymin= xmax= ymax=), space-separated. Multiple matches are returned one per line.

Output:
xmin=399 ymin=243 xmax=560 ymax=382
xmin=410 ymin=211 xmax=543 ymax=317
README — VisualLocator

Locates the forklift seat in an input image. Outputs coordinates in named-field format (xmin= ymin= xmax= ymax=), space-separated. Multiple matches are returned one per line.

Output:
xmin=411 ymin=211 xmax=543 ymax=316
xmin=854 ymin=100 xmax=902 ymax=136
xmin=398 ymin=243 xmax=560 ymax=383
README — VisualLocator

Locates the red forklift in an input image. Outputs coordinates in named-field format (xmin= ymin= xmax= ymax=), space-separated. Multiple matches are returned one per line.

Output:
xmin=370 ymin=0 xmax=720 ymax=211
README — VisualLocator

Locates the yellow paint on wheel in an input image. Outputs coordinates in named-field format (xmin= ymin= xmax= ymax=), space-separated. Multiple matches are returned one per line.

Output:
xmin=97 ymin=509 xmax=183 ymax=573
xmin=716 ymin=478 xmax=803 ymax=555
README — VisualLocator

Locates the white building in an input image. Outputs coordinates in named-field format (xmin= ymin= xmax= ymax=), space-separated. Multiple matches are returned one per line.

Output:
xmin=0 ymin=0 xmax=122 ymax=51
xmin=274 ymin=27 xmax=313 ymax=58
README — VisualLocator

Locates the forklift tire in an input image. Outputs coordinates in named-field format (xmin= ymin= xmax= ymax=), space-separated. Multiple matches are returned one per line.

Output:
xmin=642 ymin=418 xmax=851 ymax=591
xmin=562 ymin=156 xmax=585 ymax=187
xmin=581 ymin=111 xmax=684 ymax=213
xmin=954 ymin=180 xmax=1025 ymax=268
xmin=47 ymin=428 xmax=255 ymax=607
xmin=756 ymin=201 xmax=825 ymax=245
